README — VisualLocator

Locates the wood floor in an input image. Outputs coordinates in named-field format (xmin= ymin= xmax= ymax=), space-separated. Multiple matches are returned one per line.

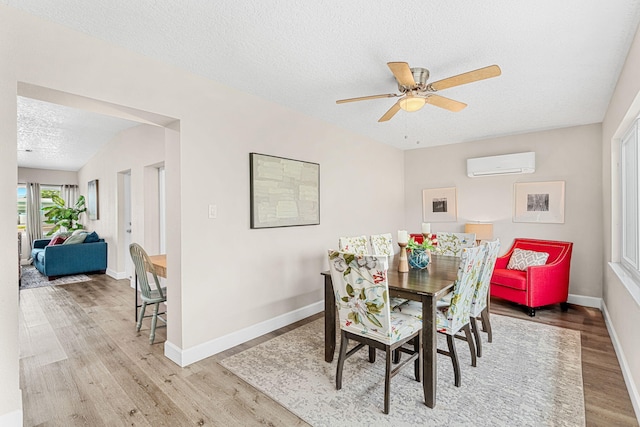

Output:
xmin=18 ymin=273 xmax=638 ymax=426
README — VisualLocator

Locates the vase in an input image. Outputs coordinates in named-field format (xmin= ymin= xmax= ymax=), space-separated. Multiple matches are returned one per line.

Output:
xmin=408 ymin=249 xmax=430 ymax=269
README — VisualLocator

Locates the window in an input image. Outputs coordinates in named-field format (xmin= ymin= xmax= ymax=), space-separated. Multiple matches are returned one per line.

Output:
xmin=17 ymin=183 xmax=63 ymax=235
xmin=17 ymin=184 xmax=26 ymax=231
xmin=621 ymin=119 xmax=640 ymax=282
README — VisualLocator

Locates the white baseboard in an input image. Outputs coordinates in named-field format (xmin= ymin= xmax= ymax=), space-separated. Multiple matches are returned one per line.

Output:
xmin=601 ymin=302 xmax=640 ymax=423
xmin=164 ymin=301 xmax=324 ymax=367
xmin=106 ymin=269 xmax=127 ymax=280
xmin=0 ymin=409 xmax=22 ymax=427
xmin=567 ymin=293 xmax=602 ymax=309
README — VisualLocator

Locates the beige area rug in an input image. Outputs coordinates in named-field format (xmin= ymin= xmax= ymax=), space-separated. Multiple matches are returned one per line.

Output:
xmin=220 ymin=315 xmax=585 ymax=427
xmin=20 ymin=265 xmax=92 ymax=290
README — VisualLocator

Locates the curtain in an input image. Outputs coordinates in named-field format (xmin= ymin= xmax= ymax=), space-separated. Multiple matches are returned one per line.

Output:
xmin=26 ymin=182 xmax=42 ymax=256
xmin=62 ymin=184 xmax=78 ymax=207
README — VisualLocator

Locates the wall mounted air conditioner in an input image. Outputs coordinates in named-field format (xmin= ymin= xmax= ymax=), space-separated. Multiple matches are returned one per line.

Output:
xmin=466 ymin=152 xmax=535 ymax=177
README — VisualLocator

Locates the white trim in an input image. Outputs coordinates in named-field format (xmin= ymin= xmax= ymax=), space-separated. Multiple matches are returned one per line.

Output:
xmin=106 ymin=268 xmax=127 ymax=280
xmin=164 ymin=301 xmax=324 ymax=367
xmin=567 ymin=293 xmax=602 ymax=309
xmin=609 ymin=262 xmax=640 ymax=308
xmin=0 ymin=409 xmax=22 ymax=427
xmin=602 ymin=302 xmax=640 ymax=424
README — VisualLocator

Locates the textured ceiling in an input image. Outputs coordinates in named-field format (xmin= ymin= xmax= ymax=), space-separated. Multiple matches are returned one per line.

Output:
xmin=9 ymin=0 xmax=640 ymax=170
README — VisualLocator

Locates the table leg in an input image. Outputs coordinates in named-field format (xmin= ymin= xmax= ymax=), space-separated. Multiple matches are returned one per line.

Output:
xmin=422 ymin=294 xmax=437 ymax=408
xmin=324 ymin=274 xmax=336 ymax=363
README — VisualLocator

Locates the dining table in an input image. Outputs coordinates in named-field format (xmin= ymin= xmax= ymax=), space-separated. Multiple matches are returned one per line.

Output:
xmin=321 ymin=254 xmax=459 ymax=408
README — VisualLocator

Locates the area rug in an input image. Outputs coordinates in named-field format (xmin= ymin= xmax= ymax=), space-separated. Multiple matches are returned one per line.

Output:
xmin=20 ymin=265 xmax=92 ymax=290
xmin=220 ymin=315 xmax=585 ymax=426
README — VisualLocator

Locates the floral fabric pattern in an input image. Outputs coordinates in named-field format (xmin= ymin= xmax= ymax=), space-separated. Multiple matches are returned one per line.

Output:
xmin=436 ymin=232 xmax=477 ymax=257
xmin=471 ymin=239 xmax=501 ymax=317
xmin=328 ymin=250 xmax=421 ymax=345
xmin=370 ymin=233 xmax=394 ymax=256
xmin=338 ymin=235 xmax=370 ymax=255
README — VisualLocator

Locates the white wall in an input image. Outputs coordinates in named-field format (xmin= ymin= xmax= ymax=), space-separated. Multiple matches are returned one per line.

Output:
xmin=404 ymin=123 xmax=603 ymax=300
xmin=18 ymin=167 xmax=78 ymax=185
xmin=0 ymin=5 xmax=404 ymax=421
xmin=602 ymin=13 xmax=640 ymax=418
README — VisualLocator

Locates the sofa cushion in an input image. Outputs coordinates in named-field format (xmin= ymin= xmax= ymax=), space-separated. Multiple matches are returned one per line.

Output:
xmin=48 ymin=236 xmax=66 ymax=246
xmin=491 ymin=268 xmax=527 ymax=290
xmin=507 ymin=248 xmax=549 ymax=271
xmin=83 ymin=231 xmax=100 ymax=243
xmin=32 ymin=248 xmax=45 ymax=263
xmin=63 ymin=233 xmax=87 ymax=245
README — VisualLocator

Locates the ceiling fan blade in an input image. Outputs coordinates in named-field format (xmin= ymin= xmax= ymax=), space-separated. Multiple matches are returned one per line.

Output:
xmin=425 ymin=94 xmax=467 ymax=112
xmin=336 ymin=93 xmax=400 ymax=104
xmin=387 ymin=62 xmax=416 ymax=88
xmin=378 ymin=102 xmax=402 ymax=122
xmin=428 ymin=65 xmax=501 ymax=91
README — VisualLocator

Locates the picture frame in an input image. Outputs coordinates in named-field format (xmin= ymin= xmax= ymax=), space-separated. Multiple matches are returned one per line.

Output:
xmin=422 ymin=187 xmax=457 ymax=222
xmin=513 ymin=181 xmax=565 ymax=223
xmin=250 ymin=153 xmax=320 ymax=229
xmin=87 ymin=179 xmax=99 ymax=220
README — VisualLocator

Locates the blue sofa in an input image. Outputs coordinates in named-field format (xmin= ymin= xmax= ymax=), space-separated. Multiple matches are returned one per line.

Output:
xmin=31 ymin=238 xmax=108 ymax=279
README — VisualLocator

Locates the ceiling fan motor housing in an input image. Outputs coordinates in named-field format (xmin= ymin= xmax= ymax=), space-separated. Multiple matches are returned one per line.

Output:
xmin=397 ymin=67 xmax=429 ymax=92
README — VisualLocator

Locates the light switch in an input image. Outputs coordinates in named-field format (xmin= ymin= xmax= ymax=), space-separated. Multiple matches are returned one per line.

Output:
xmin=208 ymin=204 xmax=217 ymax=219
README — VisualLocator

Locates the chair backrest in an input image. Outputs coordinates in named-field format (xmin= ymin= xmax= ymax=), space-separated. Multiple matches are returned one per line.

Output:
xmin=328 ymin=250 xmax=393 ymax=343
xmin=370 ymin=233 xmax=394 ymax=256
xmin=436 ymin=232 xmax=476 ymax=256
xmin=129 ymin=243 xmax=165 ymax=299
xmin=471 ymin=239 xmax=501 ymax=316
xmin=338 ymin=235 xmax=369 ymax=254
xmin=511 ymin=238 xmax=572 ymax=265
xmin=445 ymin=245 xmax=486 ymax=333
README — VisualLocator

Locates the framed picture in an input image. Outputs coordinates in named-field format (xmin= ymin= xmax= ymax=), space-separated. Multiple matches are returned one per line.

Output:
xmin=422 ymin=187 xmax=457 ymax=222
xmin=87 ymin=179 xmax=99 ymax=220
xmin=250 ymin=153 xmax=320 ymax=229
xmin=513 ymin=181 xmax=565 ymax=223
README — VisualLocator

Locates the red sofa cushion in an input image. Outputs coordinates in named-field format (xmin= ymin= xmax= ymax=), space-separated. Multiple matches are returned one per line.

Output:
xmin=491 ymin=268 xmax=527 ymax=291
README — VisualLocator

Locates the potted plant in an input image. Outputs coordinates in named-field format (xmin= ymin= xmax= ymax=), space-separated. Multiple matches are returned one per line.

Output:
xmin=407 ymin=234 xmax=439 ymax=269
xmin=43 ymin=195 xmax=87 ymax=236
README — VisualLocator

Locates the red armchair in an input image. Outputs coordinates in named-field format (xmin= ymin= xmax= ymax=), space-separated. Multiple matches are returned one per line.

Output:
xmin=490 ymin=238 xmax=573 ymax=316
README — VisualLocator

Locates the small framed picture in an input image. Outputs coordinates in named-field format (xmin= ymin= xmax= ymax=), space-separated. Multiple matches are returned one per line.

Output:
xmin=87 ymin=179 xmax=99 ymax=220
xmin=422 ymin=187 xmax=457 ymax=222
xmin=513 ymin=181 xmax=565 ymax=223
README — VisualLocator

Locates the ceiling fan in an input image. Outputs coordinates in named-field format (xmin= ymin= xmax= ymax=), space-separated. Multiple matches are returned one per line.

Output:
xmin=336 ymin=62 xmax=501 ymax=122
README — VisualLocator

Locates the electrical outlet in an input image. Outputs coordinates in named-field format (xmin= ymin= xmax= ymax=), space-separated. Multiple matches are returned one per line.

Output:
xmin=208 ymin=204 xmax=217 ymax=219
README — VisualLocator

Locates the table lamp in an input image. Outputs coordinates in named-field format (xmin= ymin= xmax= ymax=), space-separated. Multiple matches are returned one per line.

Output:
xmin=465 ymin=223 xmax=493 ymax=244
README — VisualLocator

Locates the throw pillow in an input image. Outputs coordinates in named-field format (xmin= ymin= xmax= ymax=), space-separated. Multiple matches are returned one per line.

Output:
xmin=83 ymin=231 xmax=100 ymax=243
xmin=506 ymin=248 xmax=550 ymax=271
xmin=72 ymin=229 xmax=86 ymax=236
xmin=48 ymin=236 xmax=66 ymax=246
xmin=63 ymin=232 xmax=87 ymax=245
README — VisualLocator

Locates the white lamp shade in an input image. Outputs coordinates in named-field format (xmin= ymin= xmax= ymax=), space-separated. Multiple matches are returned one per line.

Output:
xmin=399 ymin=95 xmax=426 ymax=112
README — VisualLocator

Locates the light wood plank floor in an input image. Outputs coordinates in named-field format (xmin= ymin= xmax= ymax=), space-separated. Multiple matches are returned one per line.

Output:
xmin=19 ymin=274 xmax=638 ymax=426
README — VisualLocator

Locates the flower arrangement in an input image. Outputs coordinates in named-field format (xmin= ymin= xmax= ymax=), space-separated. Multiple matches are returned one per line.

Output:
xmin=406 ymin=234 xmax=439 ymax=253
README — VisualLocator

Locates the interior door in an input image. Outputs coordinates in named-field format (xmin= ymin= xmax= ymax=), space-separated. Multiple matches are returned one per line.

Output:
xmin=123 ymin=171 xmax=133 ymax=281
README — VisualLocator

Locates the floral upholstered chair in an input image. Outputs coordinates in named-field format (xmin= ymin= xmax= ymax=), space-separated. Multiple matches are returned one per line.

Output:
xmin=393 ymin=245 xmax=485 ymax=387
xmin=327 ymin=250 xmax=422 ymax=414
xmin=370 ymin=233 xmax=394 ymax=256
xmin=436 ymin=232 xmax=477 ymax=256
xmin=338 ymin=235 xmax=370 ymax=255
xmin=469 ymin=239 xmax=501 ymax=357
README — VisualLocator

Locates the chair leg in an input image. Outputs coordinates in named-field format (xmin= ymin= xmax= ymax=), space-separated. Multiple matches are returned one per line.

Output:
xmin=369 ymin=346 xmax=376 ymax=363
xmin=384 ymin=347 xmax=392 ymax=414
xmin=470 ymin=316 xmax=483 ymax=358
xmin=560 ymin=302 xmax=569 ymax=312
xmin=149 ymin=302 xmax=160 ymax=344
xmin=528 ymin=307 xmax=536 ymax=317
xmin=336 ymin=331 xmax=349 ymax=390
xmin=447 ymin=335 xmax=461 ymax=387
xmin=413 ymin=335 xmax=422 ymax=382
xmin=462 ymin=324 xmax=477 ymax=367
xmin=480 ymin=307 xmax=493 ymax=343
xmin=136 ymin=302 xmax=147 ymax=332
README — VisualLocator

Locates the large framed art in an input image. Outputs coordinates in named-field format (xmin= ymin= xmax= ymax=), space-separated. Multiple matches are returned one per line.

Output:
xmin=513 ymin=181 xmax=565 ymax=223
xmin=422 ymin=187 xmax=457 ymax=222
xmin=249 ymin=153 xmax=320 ymax=229
xmin=87 ymin=179 xmax=99 ymax=220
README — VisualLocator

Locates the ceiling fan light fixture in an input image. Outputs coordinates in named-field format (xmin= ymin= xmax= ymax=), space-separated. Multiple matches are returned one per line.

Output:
xmin=399 ymin=95 xmax=426 ymax=112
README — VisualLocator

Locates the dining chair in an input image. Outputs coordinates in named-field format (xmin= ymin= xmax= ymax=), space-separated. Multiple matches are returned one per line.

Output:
xmin=370 ymin=233 xmax=394 ymax=256
xmin=436 ymin=232 xmax=476 ymax=256
xmin=129 ymin=243 xmax=167 ymax=344
xmin=393 ymin=245 xmax=486 ymax=386
xmin=338 ymin=235 xmax=370 ymax=255
xmin=470 ymin=239 xmax=501 ymax=357
xmin=328 ymin=250 xmax=422 ymax=414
